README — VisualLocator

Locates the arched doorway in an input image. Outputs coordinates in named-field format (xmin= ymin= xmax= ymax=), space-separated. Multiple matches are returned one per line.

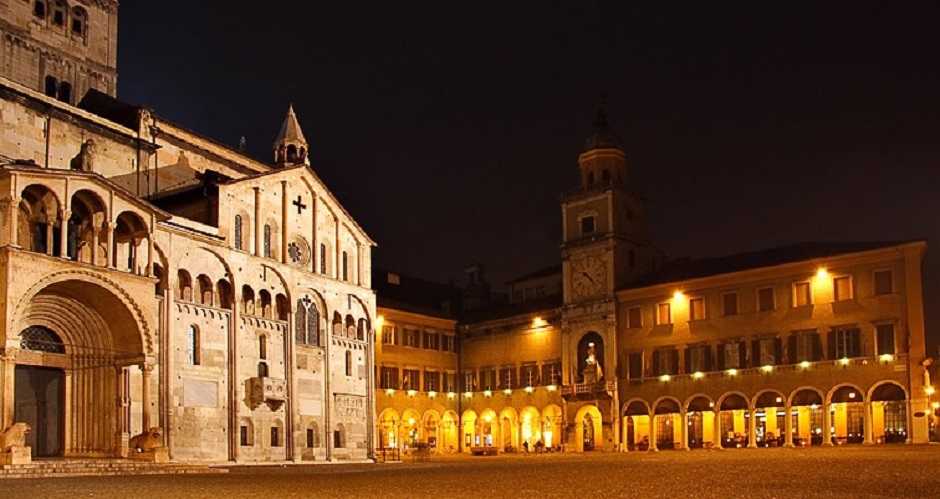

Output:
xmin=830 ymin=385 xmax=865 ymax=444
xmin=870 ymin=382 xmax=907 ymax=443
xmin=718 ymin=393 xmax=749 ymax=448
xmin=653 ymin=398 xmax=681 ymax=450
xmin=575 ymin=405 xmax=602 ymax=452
xmin=12 ymin=276 xmax=150 ymax=457
xmin=790 ymin=388 xmax=825 ymax=446
xmin=753 ymin=391 xmax=786 ymax=446
xmin=685 ymin=396 xmax=714 ymax=449
xmin=622 ymin=400 xmax=650 ymax=451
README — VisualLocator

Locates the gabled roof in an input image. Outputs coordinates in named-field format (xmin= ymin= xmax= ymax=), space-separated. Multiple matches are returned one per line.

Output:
xmin=628 ymin=241 xmax=923 ymax=288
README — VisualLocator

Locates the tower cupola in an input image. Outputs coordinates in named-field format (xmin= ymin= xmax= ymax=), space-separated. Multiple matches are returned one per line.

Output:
xmin=273 ymin=105 xmax=309 ymax=167
xmin=577 ymin=108 xmax=627 ymax=188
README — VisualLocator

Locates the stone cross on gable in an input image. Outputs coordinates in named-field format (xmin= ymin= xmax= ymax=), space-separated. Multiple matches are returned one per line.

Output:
xmin=292 ymin=195 xmax=307 ymax=214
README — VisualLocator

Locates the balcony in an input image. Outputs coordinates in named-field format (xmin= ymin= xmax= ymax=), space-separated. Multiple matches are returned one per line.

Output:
xmin=247 ymin=377 xmax=287 ymax=410
xmin=562 ymin=381 xmax=616 ymax=401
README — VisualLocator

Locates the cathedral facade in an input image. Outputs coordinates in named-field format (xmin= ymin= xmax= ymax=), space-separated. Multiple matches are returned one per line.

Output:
xmin=0 ymin=0 xmax=375 ymax=463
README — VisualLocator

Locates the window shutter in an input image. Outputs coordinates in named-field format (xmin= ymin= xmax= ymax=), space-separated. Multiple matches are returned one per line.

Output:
xmin=738 ymin=340 xmax=747 ymax=369
xmin=671 ymin=349 xmax=679 ymax=375
xmin=827 ymin=331 xmax=836 ymax=360
xmin=787 ymin=335 xmax=797 ymax=363
xmin=773 ymin=338 xmax=782 ymax=365
xmin=684 ymin=347 xmax=691 ymax=374
xmin=751 ymin=339 xmax=760 ymax=367
xmin=705 ymin=346 xmax=713 ymax=371
xmin=716 ymin=346 xmax=725 ymax=371
xmin=652 ymin=352 xmax=660 ymax=376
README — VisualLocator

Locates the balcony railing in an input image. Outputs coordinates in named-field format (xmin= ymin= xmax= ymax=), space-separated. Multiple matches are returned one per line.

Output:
xmin=561 ymin=381 xmax=616 ymax=397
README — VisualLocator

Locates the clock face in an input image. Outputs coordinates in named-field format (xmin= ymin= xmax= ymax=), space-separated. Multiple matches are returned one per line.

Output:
xmin=571 ymin=255 xmax=606 ymax=298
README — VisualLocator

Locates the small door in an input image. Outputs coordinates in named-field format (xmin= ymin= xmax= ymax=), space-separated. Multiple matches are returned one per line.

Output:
xmin=14 ymin=365 xmax=64 ymax=457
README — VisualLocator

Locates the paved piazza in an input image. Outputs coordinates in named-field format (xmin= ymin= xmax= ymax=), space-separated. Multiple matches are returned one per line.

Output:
xmin=3 ymin=446 xmax=940 ymax=498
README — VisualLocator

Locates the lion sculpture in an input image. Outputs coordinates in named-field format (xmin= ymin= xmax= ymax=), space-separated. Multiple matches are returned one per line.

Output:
xmin=129 ymin=427 xmax=164 ymax=453
xmin=0 ymin=422 xmax=31 ymax=452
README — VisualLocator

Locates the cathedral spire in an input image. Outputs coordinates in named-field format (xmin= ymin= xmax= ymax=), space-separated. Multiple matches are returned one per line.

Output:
xmin=273 ymin=104 xmax=310 ymax=167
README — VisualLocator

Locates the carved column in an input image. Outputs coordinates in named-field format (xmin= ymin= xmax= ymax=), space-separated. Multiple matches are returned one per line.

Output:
xmin=1 ymin=348 xmax=18 ymax=429
xmin=141 ymin=363 xmax=154 ymax=431
xmin=59 ymin=210 xmax=69 ymax=258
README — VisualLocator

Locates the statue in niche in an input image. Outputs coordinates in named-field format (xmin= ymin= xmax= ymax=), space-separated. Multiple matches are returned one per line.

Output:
xmin=583 ymin=342 xmax=603 ymax=383
xmin=70 ymin=139 xmax=97 ymax=172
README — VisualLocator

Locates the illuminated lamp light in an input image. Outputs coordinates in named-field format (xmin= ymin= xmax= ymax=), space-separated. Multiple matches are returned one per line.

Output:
xmin=927 ymin=386 xmax=936 ymax=396
xmin=484 ymin=415 xmax=492 ymax=423
xmin=532 ymin=317 xmax=547 ymax=328
xmin=484 ymin=390 xmax=492 ymax=397
xmin=839 ymin=357 xmax=850 ymax=366
xmin=800 ymin=361 xmax=811 ymax=369
xmin=775 ymin=397 xmax=783 ymax=404
xmin=673 ymin=291 xmax=684 ymax=301
xmin=816 ymin=268 xmax=829 ymax=279
xmin=428 ymin=391 xmax=437 ymax=398
xmin=464 ymin=391 xmax=472 ymax=399
xmin=503 ymin=389 xmax=512 ymax=395
xmin=727 ymin=369 xmax=737 ymax=376
xmin=708 ymin=402 xmax=715 ymax=408
xmin=880 ymin=354 xmax=894 ymax=363
xmin=547 ymin=385 xmax=557 ymax=392
xmin=660 ymin=374 xmax=671 ymax=382
xmin=693 ymin=371 xmax=704 ymax=379
xmin=407 ymin=389 xmax=416 ymax=397
xmin=376 ymin=316 xmax=385 ymax=327
xmin=408 ymin=418 xmax=415 ymax=426
xmin=762 ymin=365 xmax=774 ymax=373
xmin=932 ymin=402 xmax=939 ymax=409
xmin=848 ymin=392 xmax=856 ymax=399
xmin=385 ymin=388 xmax=395 ymax=396
xmin=524 ymin=386 xmax=534 ymax=393
xmin=447 ymin=392 xmax=455 ymax=399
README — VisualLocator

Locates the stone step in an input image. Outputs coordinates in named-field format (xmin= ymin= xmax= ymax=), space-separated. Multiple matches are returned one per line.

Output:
xmin=0 ymin=460 xmax=227 ymax=479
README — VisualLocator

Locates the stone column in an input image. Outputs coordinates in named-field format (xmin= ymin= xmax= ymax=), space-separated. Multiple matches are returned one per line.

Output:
xmin=58 ymin=209 xmax=70 ymax=258
xmin=141 ymin=363 xmax=154 ymax=431
xmin=115 ymin=366 xmax=129 ymax=457
xmin=863 ymin=401 xmax=874 ymax=444
xmin=147 ymin=233 xmax=154 ymax=277
xmin=680 ymin=409 xmax=690 ymax=450
xmin=104 ymin=221 xmax=114 ymax=268
xmin=784 ymin=401 xmax=794 ymax=447
xmin=822 ymin=403 xmax=833 ymax=446
xmin=280 ymin=181 xmax=288 ymax=264
xmin=649 ymin=412 xmax=658 ymax=452
xmin=747 ymin=408 xmax=757 ymax=448
xmin=91 ymin=227 xmax=100 ymax=266
xmin=8 ymin=198 xmax=21 ymax=247
xmin=45 ymin=220 xmax=54 ymax=256
xmin=714 ymin=410 xmax=723 ymax=449
xmin=1 ymin=348 xmax=18 ymax=429
xmin=253 ymin=187 xmax=261 ymax=256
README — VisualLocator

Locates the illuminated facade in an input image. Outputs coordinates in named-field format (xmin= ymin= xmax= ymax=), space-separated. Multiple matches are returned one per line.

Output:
xmin=0 ymin=1 xmax=375 ymax=464
xmin=375 ymin=110 xmax=931 ymax=454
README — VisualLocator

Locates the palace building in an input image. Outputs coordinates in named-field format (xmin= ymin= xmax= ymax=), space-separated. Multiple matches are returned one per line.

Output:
xmin=0 ymin=0 xmax=375 ymax=463
xmin=373 ymin=109 xmax=931 ymax=454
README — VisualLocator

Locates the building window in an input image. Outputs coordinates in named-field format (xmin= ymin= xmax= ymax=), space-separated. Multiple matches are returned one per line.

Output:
xmin=442 ymin=335 xmax=455 ymax=352
xmin=627 ymin=352 xmax=643 ymax=379
xmin=652 ymin=348 xmax=678 ymax=376
xmin=345 ymin=350 xmax=353 ymax=376
xmin=44 ymin=75 xmax=57 ymax=98
xmin=686 ymin=344 xmax=711 ymax=373
xmin=187 ymin=325 xmax=200 ymax=365
xmin=480 ymin=369 xmax=496 ymax=391
xmin=580 ymin=215 xmax=595 ymax=235
xmin=402 ymin=369 xmax=420 ymax=391
xmin=720 ymin=341 xmax=745 ymax=370
xmin=240 ymin=426 xmax=250 ymax=446
xmin=71 ymin=7 xmax=87 ymax=36
xmin=306 ymin=428 xmax=316 ymax=448
xmin=832 ymin=327 xmax=861 ymax=358
xmin=793 ymin=281 xmax=811 ymax=307
xmin=342 ymin=251 xmax=348 ymax=281
xmin=689 ymin=297 xmax=705 ymax=321
xmin=271 ymin=427 xmax=281 ymax=447
xmin=874 ymin=270 xmax=893 ymax=296
xmin=234 ymin=215 xmax=243 ymax=250
xmin=57 ymin=81 xmax=71 ymax=104
xmin=755 ymin=337 xmax=780 ymax=366
xmin=521 ymin=364 xmax=538 ymax=387
xmin=541 ymin=362 xmax=561 ymax=386
xmin=833 ymin=276 xmax=853 ymax=301
xmin=423 ymin=331 xmax=439 ymax=350
xmin=722 ymin=292 xmax=738 ymax=316
xmin=263 ymin=225 xmax=272 ymax=258
xmin=876 ymin=323 xmax=896 ymax=355
xmin=424 ymin=371 xmax=440 ymax=392
xmin=403 ymin=329 xmax=419 ymax=348
xmin=462 ymin=371 xmax=476 ymax=392
xmin=499 ymin=367 xmax=515 ymax=389
xmin=757 ymin=287 xmax=775 ymax=311
xmin=382 ymin=325 xmax=397 ymax=345
xmin=334 ymin=426 xmax=345 ymax=448
xmin=34 ymin=1 xmax=46 ymax=19
xmin=257 ymin=361 xmax=269 ymax=378
xmin=380 ymin=366 xmax=399 ymax=389
xmin=259 ymin=335 xmax=267 ymax=360
xmin=656 ymin=303 xmax=671 ymax=325
xmin=444 ymin=372 xmax=457 ymax=392
xmin=52 ymin=0 xmax=65 ymax=26
xmin=319 ymin=243 xmax=326 ymax=273
xmin=627 ymin=307 xmax=641 ymax=328
xmin=789 ymin=330 xmax=820 ymax=363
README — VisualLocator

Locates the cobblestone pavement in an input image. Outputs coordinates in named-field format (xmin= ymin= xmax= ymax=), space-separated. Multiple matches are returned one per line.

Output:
xmin=3 ymin=445 xmax=940 ymax=499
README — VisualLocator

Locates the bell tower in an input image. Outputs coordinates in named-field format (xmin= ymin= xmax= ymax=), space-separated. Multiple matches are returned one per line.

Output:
xmin=0 ymin=0 xmax=119 ymax=104
xmin=273 ymin=105 xmax=310 ymax=168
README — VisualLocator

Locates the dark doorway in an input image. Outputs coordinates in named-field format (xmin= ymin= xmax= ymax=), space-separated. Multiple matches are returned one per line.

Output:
xmin=14 ymin=365 xmax=64 ymax=457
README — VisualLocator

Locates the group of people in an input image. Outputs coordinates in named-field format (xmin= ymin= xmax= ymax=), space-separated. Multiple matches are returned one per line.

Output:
xmin=522 ymin=439 xmax=551 ymax=453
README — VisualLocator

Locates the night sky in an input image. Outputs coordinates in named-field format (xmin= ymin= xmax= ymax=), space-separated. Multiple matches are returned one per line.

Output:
xmin=117 ymin=2 xmax=940 ymax=345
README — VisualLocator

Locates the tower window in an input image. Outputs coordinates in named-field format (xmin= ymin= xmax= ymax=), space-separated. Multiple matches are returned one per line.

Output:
xmin=34 ymin=1 xmax=46 ymax=19
xmin=44 ymin=75 xmax=57 ymax=98
xmin=263 ymin=224 xmax=272 ymax=258
xmin=52 ymin=0 xmax=66 ymax=26
xmin=71 ymin=7 xmax=87 ymax=36
xmin=57 ymin=81 xmax=71 ymax=104
xmin=580 ymin=216 xmax=595 ymax=235
xmin=602 ymin=169 xmax=610 ymax=181
xmin=587 ymin=172 xmax=595 ymax=185
xmin=187 ymin=325 xmax=200 ymax=365
xmin=342 ymin=251 xmax=348 ymax=281
xmin=345 ymin=350 xmax=353 ymax=376
xmin=234 ymin=215 xmax=243 ymax=250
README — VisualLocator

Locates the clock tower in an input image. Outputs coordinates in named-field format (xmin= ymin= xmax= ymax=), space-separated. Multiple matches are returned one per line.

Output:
xmin=559 ymin=108 xmax=662 ymax=451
